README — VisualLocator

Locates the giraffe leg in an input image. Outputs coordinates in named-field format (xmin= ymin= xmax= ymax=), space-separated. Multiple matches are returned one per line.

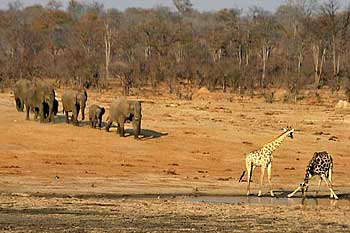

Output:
xmin=246 ymin=163 xmax=252 ymax=196
xmin=258 ymin=167 xmax=265 ymax=197
xmin=267 ymin=163 xmax=274 ymax=197
xmin=328 ymin=168 xmax=334 ymax=198
xmin=316 ymin=177 xmax=322 ymax=196
xmin=288 ymin=185 xmax=302 ymax=198
xmin=321 ymin=175 xmax=338 ymax=200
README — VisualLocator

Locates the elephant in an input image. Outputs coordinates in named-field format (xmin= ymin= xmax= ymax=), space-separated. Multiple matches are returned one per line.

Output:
xmin=89 ymin=104 xmax=105 ymax=129
xmin=14 ymin=79 xmax=31 ymax=112
xmin=105 ymin=98 xmax=142 ymax=139
xmin=35 ymin=98 xmax=58 ymax=119
xmin=35 ymin=81 xmax=56 ymax=123
xmin=61 ymin=89 xmax=88 ymax=126
xmin=23 ymin=82 xmax=56 ymax=123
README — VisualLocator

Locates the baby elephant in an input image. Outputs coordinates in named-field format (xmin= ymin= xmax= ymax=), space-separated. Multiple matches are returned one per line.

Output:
xmin=89 ymin=104 xmax=105 ymax=129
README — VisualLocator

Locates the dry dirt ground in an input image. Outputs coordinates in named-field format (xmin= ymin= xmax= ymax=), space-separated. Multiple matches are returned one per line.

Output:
xmin=0 ymin=89 xmax=350 ymax=232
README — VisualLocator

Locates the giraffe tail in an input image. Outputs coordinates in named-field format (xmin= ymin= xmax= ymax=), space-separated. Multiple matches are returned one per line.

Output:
xmin=238 ymin=170 xmax=246 ymax=182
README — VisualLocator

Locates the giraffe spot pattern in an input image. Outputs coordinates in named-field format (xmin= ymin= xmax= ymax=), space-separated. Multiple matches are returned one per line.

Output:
xmin=304 ymin=151 xmax=333 ymax=183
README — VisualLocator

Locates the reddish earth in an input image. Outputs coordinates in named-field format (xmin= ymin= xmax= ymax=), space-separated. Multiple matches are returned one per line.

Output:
xmin=0 ymin=89 xmax=349 ymax=232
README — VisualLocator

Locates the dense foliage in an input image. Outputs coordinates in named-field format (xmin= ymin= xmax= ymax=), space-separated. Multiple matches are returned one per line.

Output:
xmin=0 ymin=0 xmax=349 ymax=97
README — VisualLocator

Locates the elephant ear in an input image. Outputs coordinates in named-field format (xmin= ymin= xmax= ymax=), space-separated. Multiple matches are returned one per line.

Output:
xmin=118 ymin=99 xmax=132 ymax=117
xmin=100 ymin=107 xmax=105 ymax=115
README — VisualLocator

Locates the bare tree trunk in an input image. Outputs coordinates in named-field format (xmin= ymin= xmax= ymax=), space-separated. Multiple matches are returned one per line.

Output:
xmin=261 ymin=45 xmax=270 ymax=88
xmin=285 ymin=50 xmax=289 ymax=77
xmin=297 ymin=50 xmax=303 ymax=78
xmin=312 ymin=43 xmax=326 ymax=88
xmin=104 ymin=22 xmax=112 ymax=81
xmin=332 ymin=35 xmax=337 ymax=78
xmin=320 ymin=47 xmax=326 ymax=85
xmin=245 ymin=48 xmax=249 ymax=66
xmin=238 ymin=44 xmax=243 ymax=70
xmin=336 ymin=54 xmax=340 ymax=86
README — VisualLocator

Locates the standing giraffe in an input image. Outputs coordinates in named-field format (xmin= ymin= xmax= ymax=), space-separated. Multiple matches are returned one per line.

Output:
xmin=240 ymin=127 xmax=294 ymax=197
xmin=288 ymin=151 xmax=338 ymax=200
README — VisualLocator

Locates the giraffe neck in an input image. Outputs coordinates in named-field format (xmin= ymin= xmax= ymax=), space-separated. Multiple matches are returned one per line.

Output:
xmin=303 ymin=174 xmax=310 ymax=185
xmin=303 ymin=154 xmax=317 ymax=185
xmin=263 ymin=132 xmax=288 ymax=153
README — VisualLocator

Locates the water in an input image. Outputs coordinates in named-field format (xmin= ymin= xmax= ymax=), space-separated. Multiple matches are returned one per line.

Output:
xmin=183 ymin=195 xmax=350 ymax=207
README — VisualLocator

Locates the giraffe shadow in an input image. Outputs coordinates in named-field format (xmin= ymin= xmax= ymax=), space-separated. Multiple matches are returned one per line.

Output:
xmin=276 ymin=190 xmax=350 ymax=200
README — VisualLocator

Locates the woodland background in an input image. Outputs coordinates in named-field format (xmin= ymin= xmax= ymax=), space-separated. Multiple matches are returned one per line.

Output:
xmin=0 ymin=0 xmax=350 ymax=101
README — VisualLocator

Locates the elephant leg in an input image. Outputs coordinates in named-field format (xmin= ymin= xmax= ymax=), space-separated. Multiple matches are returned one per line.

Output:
xmin=105 ymin=120 xmax=113 ymax=132
xmin=93 ymin=118 xmax=97 ymax=128
xmin=81 ymin=108 xmax=85 ymax=121
xmin=65 ymin=110 xmax=69 ymax=124
xmin=132 ymin=120 xmax=140 ymax=139
xmin=98 ymin=117 xmax=102 ymax=129
xmin=49 ymin=104 xmax=54 ymax=123
xmin=76 ymin=108 xmax=80 ymax=125
xmin=118 ymin=121 xmax=125 ymax=137
xmin=26 ymin=105 xmax=30 ymax=120
xmin=34 ymin=109 xmax=39 ymax=120
xmin=89 ymin=117 xmax=93 ymax=128
xmin=39 ymin=105 xmax=45 ymax=123
xmin=73 ymin=108 xmax=79 ymax=126
xmin=20 ymin=99 xmax=24 ymax=112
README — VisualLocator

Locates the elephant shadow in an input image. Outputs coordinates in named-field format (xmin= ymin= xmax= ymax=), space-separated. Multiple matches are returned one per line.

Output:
xmin=123 ymin=128 xmax=168 ymax=140
xmin=54 ymin=114 xmax=67 ymax=124
xmin=140 ymin=129 xmax=168 ymax=140
xmin=53 ymin=114 xmax=90 ymax=127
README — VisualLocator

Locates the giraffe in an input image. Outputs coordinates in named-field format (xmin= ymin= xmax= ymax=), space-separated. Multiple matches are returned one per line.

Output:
xmin=288 ymin=151 xmax=338 ymax=200
xmin=240 ymin=126 xmax=294 ymax=197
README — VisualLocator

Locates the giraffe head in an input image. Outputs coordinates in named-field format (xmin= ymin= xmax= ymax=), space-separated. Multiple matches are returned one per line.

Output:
xmin=283 ymin=126 xmax=294 ymax=139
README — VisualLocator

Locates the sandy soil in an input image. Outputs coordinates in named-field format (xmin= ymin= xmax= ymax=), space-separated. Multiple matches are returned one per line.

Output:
xmin=0 ymin=89 xmax=349 ymax=232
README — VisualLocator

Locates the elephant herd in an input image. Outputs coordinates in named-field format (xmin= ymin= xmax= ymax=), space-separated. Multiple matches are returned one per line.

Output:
xmin=14 ymin=79 xmax=142 ymax=139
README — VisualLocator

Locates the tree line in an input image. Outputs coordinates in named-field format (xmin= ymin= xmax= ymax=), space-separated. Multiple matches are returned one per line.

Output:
xmin=0 ymin=0 xmax=349 ymax=100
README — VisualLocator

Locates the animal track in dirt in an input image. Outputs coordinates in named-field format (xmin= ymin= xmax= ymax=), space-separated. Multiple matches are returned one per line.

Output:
xmin=0 ymin=165 xmax=20 ymax=169
xmin=121 ymin=163 xmax=134 ymax=167
xmin=213 ymin=107 xmax=232 ymax=113
xmin=168 ymin=163 xmax=179 ymax=166
xmin=184 ymin=131 xmax=196 ymax=135
xmin=314 ymin=131 xmax=331 ymax=135
xmin=217 ymin=177 xmax=232 ymax=181
xmin=55 ymin=162 xmax=66 ymax=165
xmin=242 ymin=141 xmax=253 ymax=145
xmin=163 ymin=169 xmax=178 ymax=175
xmin=197 ymin=170 xmax=208 ymax=174
xmin=193 ymin=106 xmax=209 ymax=111
xmin=329 ymin=136 xmax=339 ymax=141
xmin=264 ymin=111 xmax=282 ymax=115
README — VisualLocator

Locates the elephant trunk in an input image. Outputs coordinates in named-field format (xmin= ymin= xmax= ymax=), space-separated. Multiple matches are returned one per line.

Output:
xmin=15 ymin=98 xmax=23 ymax=112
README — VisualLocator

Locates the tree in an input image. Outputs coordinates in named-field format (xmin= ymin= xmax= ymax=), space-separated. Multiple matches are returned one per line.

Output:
xmin=173 ymin=0 xmax=193 ymax=15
